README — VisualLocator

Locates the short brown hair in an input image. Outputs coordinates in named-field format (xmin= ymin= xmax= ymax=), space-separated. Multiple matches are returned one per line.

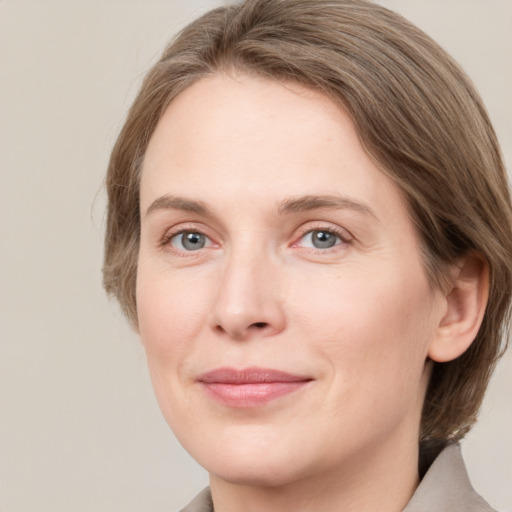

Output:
xmin=103 ymin=0 xmax=512 ymax=445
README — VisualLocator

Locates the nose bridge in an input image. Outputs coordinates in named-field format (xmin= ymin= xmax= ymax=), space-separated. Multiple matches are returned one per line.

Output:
xmin=211 ymin=237 xmax=285 ymax=340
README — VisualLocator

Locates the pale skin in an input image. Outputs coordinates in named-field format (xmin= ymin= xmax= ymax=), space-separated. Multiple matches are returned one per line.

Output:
xmin=136 ymin=74 xmax=488 ymax=512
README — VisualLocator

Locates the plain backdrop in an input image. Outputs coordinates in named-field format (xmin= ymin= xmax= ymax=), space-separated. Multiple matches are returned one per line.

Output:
xmin=1 ymin=1 xmax=511 ymax=511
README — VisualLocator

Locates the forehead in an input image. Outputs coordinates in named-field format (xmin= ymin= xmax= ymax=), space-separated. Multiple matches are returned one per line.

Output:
xmin=140 ymin=73 xmax=409 ymax=223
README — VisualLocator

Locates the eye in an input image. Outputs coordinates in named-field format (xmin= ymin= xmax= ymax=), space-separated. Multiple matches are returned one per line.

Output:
xmin=297 ymin=229 xmax=347 ymax=250
xmin=170 ymin=231 xmax=211 ymax=251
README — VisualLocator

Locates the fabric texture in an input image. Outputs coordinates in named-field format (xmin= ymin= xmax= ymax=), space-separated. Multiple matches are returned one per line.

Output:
xmin=179 ymin=444 xmax=496 ymax=512
xmin=403 ymin=444 xmax=496 ymax=512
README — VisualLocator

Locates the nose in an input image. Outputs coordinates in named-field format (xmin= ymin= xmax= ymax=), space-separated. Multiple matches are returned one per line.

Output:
xmin=210 ymin=248 xmax=286 ymax=341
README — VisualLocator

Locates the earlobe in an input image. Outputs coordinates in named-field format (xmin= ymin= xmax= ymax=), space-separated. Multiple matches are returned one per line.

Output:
xmin=428 ymin=253 xmax=489 ymax=363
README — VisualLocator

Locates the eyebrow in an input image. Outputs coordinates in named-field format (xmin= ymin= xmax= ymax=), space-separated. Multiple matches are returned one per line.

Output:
xmin=145 ymin=195 xmax=211 ymax=217
xmin=145 ymin=193 xmax=377 ymax=220
xmin=278 ymin=194 xmax=377 ymax=219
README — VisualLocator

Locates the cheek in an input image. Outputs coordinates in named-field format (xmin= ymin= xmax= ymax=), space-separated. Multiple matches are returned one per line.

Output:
xmin=136 ymin=264 xmax=212 ymax=367
xmin=289 ymin=263 xmax=436 ymax=389
xmin=135 ymin=265 xmax=212 ymax=429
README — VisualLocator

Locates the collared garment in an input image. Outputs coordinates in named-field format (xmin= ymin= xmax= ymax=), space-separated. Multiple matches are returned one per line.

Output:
xmin=179 ymin=444 xmax=496 ymax=512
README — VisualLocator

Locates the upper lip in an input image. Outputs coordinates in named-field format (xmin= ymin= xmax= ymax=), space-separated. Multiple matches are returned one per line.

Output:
xmin=198 ymin=367 xmax=312 ymax=384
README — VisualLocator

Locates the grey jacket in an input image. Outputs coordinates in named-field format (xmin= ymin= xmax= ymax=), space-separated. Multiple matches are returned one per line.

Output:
xmin=179 ymin=444 xmax=496 ymax=512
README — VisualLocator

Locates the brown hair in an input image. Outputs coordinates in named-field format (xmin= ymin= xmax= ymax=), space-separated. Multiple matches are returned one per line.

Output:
xmin=103 ymin=0 xmax=512 ymax=445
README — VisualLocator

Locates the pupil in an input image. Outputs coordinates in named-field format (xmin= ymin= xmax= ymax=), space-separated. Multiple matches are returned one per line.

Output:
xmin=183 ymin=232 xmax=205 ymax=250
xmin=313 ymin=231 xmax=336 ymax=248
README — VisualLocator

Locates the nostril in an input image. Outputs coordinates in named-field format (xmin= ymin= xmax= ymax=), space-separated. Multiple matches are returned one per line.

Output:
xmin=251 ymin=322 xmax=268 ymax=329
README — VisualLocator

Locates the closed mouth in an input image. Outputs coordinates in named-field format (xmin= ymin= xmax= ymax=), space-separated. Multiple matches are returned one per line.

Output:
xmin=198 ymin=367 xmax=313 ymax=407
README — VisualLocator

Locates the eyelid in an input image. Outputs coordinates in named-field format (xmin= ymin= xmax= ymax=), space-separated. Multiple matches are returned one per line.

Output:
xmin=158 ymin=220 xmax=352 ymax=254
xmin=160 ymin=223 xmax=219 ymax=251
xmin=291 ymin=222 xmax=353 ymax=247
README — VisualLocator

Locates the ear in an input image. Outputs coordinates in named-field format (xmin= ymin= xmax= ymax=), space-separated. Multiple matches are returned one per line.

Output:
xmin=428 ymin=253 xmax=489 ymax=363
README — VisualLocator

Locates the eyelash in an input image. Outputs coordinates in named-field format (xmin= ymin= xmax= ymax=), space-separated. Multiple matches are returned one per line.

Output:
xmin=292 ymin=224 xmax=352 ymax=252
xmin=160 ymin=224 xmax=353 ymax=255
xmin=160 ymin=225 xmax=216 ymax=253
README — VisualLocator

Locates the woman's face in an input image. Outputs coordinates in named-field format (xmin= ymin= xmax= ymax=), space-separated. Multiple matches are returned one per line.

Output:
xmin=137 ymin=74 xmax=446 ymax=487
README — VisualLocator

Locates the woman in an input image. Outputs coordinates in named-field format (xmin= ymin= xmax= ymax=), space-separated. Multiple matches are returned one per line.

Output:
xmin=103 ymin=1 xmax=512 ymax=510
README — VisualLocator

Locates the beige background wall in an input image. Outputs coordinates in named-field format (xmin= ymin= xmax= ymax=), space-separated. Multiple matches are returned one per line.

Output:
xmin=0 ymin=1 xmax=510 ymax=511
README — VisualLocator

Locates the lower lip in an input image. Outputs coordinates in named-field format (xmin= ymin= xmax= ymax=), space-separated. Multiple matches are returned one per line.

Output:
xmin=201 ymin=381 xmax=310 ymax=408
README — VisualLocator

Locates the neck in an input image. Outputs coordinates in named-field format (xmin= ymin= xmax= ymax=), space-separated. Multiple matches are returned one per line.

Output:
xmin=209 ymin=433 xmax=420 ymax=512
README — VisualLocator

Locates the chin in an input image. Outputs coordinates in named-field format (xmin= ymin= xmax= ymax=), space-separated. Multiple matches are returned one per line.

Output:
xmin=181 ymin=426 xmax=313 ymax=488
xmin=208 ymin=456 xmax=308 ymax=488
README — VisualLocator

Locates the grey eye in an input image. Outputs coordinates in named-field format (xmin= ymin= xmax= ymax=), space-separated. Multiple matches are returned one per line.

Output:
xmin=302 ymin=230 xmax=340 ymax=249
xmin=312 ymin=230 xmax=338 ymax=248
xmin=172 ymin=231 xmax=207 ymax=251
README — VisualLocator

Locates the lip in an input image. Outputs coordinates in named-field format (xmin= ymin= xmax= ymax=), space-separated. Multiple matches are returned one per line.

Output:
xmin=198 ymin=367 xmax=313 ymax=408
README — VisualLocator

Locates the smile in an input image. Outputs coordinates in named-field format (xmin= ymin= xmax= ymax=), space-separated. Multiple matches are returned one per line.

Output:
xmin=198 ymin=367 xmax=313 ymax=408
